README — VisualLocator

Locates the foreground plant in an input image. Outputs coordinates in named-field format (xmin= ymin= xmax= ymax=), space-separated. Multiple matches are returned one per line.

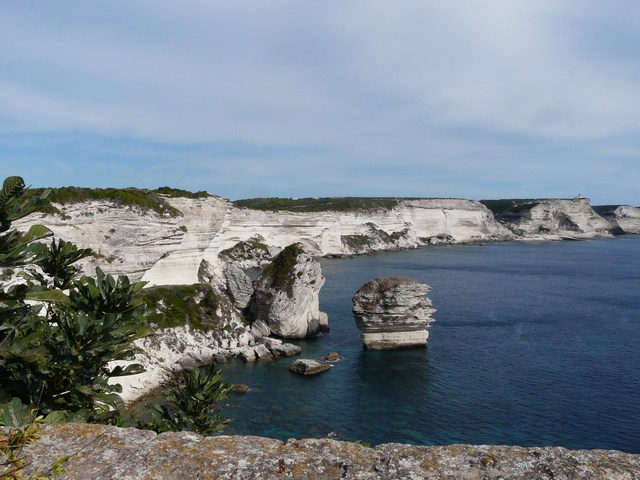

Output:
xmin=0 ymin=398 xmax=69 ymax=479
xmin=140 ymin=364 xmax=232 ymax=435
xmin=0 ymin=176 xmax=150 ymax=423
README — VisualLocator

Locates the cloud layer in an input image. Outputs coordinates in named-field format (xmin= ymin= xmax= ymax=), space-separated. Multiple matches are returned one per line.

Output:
xmin=1 ymin=1 xmax=639 ymax=204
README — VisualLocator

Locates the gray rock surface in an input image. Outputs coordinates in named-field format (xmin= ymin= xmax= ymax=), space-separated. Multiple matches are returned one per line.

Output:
xmin=611 ymin=205 xmax=640 ymax=234
xmin=221 ymin=261 xmax=254 ymax=309
xmin=353 ymin=277 xmax=436 ymax=350
xmin=19 ymin=424 xmax=640 ymax=479
xmin=263 ymin=337 xmax=303 ymax=357
xmin=247 ymin=244 xmax=327 ymax=339
xmin=498 ymin=198 xmax=613 ymax=239
xmin=249 ymin=319 xmax=271 ymax=338
xmin=289 ymin=359 xmax=332 ymax=375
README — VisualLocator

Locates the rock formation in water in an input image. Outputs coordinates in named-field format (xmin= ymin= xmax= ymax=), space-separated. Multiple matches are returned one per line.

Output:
xmin=19 ymin=424 xmax=640 ymax=479
xmin=289 ymin=358 xmax=332 ymax=375
xmin=352 ymin=277 xmax=436 ymax=350
xmin=247 ymin=243 xmax=328 ymax=338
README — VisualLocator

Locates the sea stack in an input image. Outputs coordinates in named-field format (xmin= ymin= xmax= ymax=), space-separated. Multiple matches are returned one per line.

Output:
xmin=247 ymin=243 xmax=328 ymax=339
xmin=352 ymin=277 xmax=436 ymax=350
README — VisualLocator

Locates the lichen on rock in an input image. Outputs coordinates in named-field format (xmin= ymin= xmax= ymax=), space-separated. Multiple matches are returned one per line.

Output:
xmin=18 ymin=424 xmax=640 ymax=480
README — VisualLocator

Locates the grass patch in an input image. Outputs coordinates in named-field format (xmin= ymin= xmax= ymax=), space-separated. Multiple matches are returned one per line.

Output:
xmin=137 ymin=284 xmax=224 ymax=331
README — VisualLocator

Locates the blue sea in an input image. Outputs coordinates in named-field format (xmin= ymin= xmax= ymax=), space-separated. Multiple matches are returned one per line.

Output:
xmin=219 ymin=237 xmax=640 ymax=453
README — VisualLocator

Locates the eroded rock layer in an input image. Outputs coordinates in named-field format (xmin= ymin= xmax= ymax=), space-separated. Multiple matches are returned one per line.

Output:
xmin=353 ymin=277 xmax=436 ymax=349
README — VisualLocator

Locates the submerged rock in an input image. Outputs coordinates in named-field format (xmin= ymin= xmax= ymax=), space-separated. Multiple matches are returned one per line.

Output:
xmin=352 ymin=277 xmax=436 ymax=350
xmin=247 ymin=243 xmax=328 ymax=339
xmin=289 ymin=359 xmax=332 ymax=375
xmin=323 ymin=352 xmax=343 ymax=362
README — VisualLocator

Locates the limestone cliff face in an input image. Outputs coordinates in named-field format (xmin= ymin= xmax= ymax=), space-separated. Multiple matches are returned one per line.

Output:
xmin=247 ymin=244 xmax=327 ymax=338
xmin=609 ymin=206 xmax=640 ymax=234
xmin=15 ymin=195 xmax=624 ymax=287
xmin=19 ymin=424 xmax=640 ymax=480
xmin=14 ymin=195 xmax=230 ymax=283
xmin=353 ymin=277 xmax=436 ymax=349
xmin=497 ymin=198 xmax=613 ymax=239
xmin=212 ymin=199 xmax=513 ymax=258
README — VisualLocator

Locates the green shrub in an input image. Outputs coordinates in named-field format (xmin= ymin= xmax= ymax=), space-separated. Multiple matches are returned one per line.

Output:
xmin=138 ymin=364 xmax=231 ymax=435
xmin=31 ymin=186 xmax=181 ymax=217
xmin=233 ymin=197 xmax=402 ymax=212
xmin=479 ymin=199 xmax=541 ymax=214
xmin=0 ymin=176 xmax=151 ymax=423
xmin=152 ymin=186 xmax=210 ymax=199
xmin=262 ymin=243 xmax=305 ymax=296
xmin=137 ymin=284 xmax=223 ymax=331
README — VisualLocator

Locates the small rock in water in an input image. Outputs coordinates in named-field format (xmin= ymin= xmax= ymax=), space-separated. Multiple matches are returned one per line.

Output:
xmin=231 ymin=384 xmax=250 ymax=394
xmin=289 ymin=359 xmax=332 ymax=376
xmin=323 ymin=352 xmax=343 ymax=362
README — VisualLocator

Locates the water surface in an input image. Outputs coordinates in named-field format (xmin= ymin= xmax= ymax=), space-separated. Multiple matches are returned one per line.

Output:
xmin=219 ymin=237 xmax=640 ymax=452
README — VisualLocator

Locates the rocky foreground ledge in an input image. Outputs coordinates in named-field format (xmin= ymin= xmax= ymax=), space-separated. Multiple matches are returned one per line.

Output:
xmin=18 ymin=424 xmax=640 ymax=479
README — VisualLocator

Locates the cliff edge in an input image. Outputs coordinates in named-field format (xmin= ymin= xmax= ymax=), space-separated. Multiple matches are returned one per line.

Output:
xmin=18 ymin=424 xmax=640 ymax=479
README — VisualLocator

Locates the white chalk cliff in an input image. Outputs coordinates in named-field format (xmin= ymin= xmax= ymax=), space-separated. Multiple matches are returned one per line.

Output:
xmin=608 ymin=205 xmax=640 ymax=234
xmin=16 ymin=197 xmax=519 ymax=285
xmin=496 ymin=198 xmax=613 ymax=239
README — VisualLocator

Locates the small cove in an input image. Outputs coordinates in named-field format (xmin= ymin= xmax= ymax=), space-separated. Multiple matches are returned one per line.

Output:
xmin=214 ymin=237 xmax=640 ymax=453
xmin=128 ymin=237 xmax=640 ymax=453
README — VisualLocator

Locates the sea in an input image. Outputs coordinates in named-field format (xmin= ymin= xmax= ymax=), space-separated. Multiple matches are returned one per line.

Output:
xmin=218 ymin=236 xmax=640 ymax=453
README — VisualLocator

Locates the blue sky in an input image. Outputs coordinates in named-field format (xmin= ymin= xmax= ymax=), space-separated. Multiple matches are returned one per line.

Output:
xmin=1 ymin=1 xmax=639 ymax=204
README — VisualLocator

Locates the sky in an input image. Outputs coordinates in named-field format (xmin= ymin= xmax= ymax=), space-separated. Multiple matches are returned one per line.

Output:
xmin=1 ymin=1 xmax=639 ymax=205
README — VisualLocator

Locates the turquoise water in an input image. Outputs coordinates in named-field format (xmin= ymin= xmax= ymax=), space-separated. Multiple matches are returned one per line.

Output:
xmin=219 ymin=237 xmax=640 ymax=453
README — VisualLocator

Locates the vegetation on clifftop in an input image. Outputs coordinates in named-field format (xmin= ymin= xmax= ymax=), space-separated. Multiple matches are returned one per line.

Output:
xmin=479 ymin=199 xmax=541 ymax=214
xmin=262 ymin=243 xmax=305 ymax=296
xmin=30 ymin=186 xmax=181 ymax=217
xmin=152 ymin=186 xmax=211 ymax=199
xmin=592 ymin=205 xmax=622 ymax=216
xmin=233 ymin=197 xmax=402 ymax=212
xmin=1 ymin=176 xmax=231 ymax=460
xmin=32 ymin=185 xmax=211 ymax=218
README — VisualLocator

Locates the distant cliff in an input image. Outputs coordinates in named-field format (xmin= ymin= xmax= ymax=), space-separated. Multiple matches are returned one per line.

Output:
xmin=19 ymin=424 xmax=640 ymax=479
xmin=16 ymin=193 xmax=637 ymax=286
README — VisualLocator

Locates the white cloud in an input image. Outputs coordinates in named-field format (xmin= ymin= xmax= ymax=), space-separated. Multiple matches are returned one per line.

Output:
xmin=1 ymin=1 xmax=639 ymax=203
